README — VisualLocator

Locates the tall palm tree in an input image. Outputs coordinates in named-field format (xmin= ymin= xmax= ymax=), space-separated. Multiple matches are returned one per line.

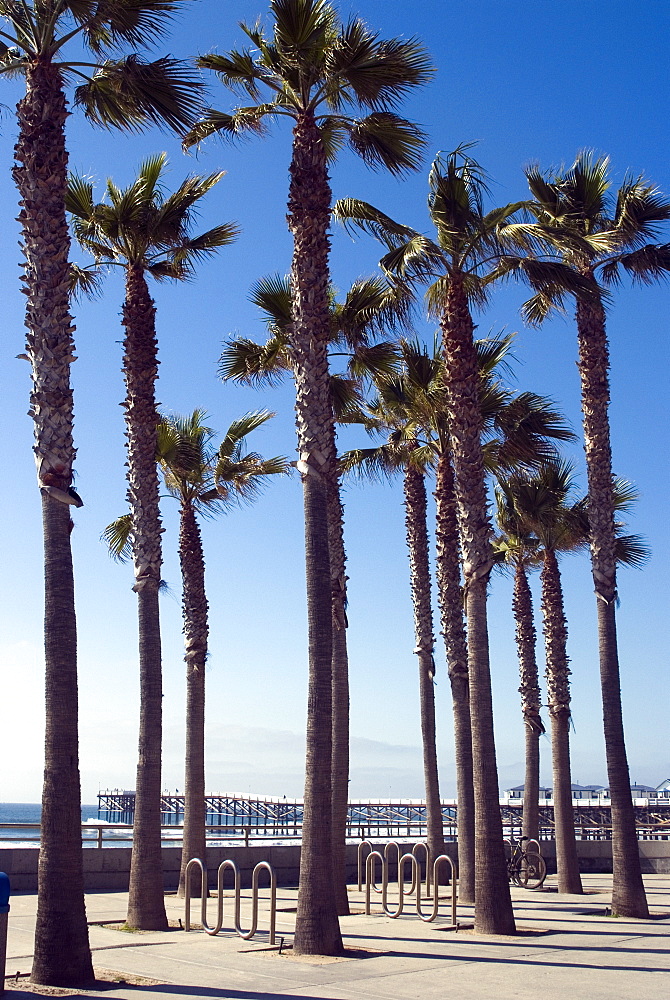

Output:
xmin=184 ymin=0 xmax=430 ymax=953
xmin=343 ymin=336 xmax=574 ymax=904
xmin=104 ymin=409 xmax=289 ymax=898
xmin=498 ymin=462 xmax=649 ymax=894
xmin=220 ymin=272 xmax=408 ymax=915
xmin=339 ymin=347 xmax=446 ymax=866
xmin=0 ymin=2 xmax=202 ymax=984
xmin=522 ymin=152 xmax=670 ymax=916
xmin=493 ymin=506 xmax=544 ymax=842
xmin=334 ymin=149 xmax=589 ymax=934
xmin=511 ymin=461 xmax=585 ymax=893
xmin=68 ymin=156 xmax=237 ymax=930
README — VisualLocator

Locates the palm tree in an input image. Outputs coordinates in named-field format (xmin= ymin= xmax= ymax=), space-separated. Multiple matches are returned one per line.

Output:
xmin=339 ymin=346 xmax=446 ymax=866
xmin=515 ymin=461 xmax=585 ymax=894
xmin=220 ymin=272 xmax=408 ymax=915
xmin=184 ymin=0 xmax=430 ymax=953
xmin=334 ymin=149 xmax=589 ymax=934
xmin=343 ymin=335 xmax=574 ymax=904
xmin=522 ymin=152 xmax=670 ymax=916
xmin=493 ymin=505 xmax=544 ymax=842
xmin=497 ymin=462 xmax=649 ymax=894
xmin=0 ymin=2 xmax=202 ymax=984
xmin=68 ymin=157 xmax=237 ymax=931
xmin=104 ymin=409 xmax=289 ymax=898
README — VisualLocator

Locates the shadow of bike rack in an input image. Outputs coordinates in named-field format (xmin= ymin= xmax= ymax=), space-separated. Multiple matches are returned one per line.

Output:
xmin=361 ymin=843 xmax=457 ymax=926
xmin=183 ymin=857 xmax=276 ymax=943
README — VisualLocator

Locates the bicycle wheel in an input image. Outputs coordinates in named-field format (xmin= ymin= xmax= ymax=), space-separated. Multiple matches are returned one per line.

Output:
xmin=516 ymin=852 xmax=547 ymax=889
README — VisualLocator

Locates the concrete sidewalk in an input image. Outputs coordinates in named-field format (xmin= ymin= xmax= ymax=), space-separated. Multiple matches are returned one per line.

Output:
xmin=3 ymin=874 xmax=669 ymax=1000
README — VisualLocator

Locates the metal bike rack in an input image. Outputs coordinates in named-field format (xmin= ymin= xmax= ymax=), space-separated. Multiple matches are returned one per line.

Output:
xmin=364 ymin=845 xmax=458 ymax=926
xmin=411 ymin=842 xmax=431 ymax=896
xmin=184 ymin=857 xmax=276 ymax=944
xmin=416 ymin=854 xmax=457 ymax=926
xmin=357 ymin=839 xmax=375 ymax=891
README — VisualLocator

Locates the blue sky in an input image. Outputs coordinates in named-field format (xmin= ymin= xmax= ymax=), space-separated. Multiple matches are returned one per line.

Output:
xmin=0 ymin=0 xmax=668 ymax=803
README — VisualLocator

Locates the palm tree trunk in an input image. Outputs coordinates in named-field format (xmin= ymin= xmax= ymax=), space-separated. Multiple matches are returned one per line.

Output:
xmin=541 ymin=550 xmax=582 ymax=894
xmin=287 ymin=111 xmax=343 ymax=956
xmin=123 ymin=265 xmax=168 ymax=931
xmin=328 ymin=466 xmax=350 ymax=916
xmin=434 ymin=452 xmax=475 ymax=902
xmin=13 ymin=60 xmax=93 ymax=987
xmin=177 ymin=504 xmax=208 ymax=897
xmin=404 ymin=463 xmax=445 ymax=860
xmin=440 ymin=274 xmax=515 ymax=934
xmin=575 ymin=293 xmax=648 ymax=917
xmin=331 ymin=618 xmax=350 ymax=916
xmin=512 ymin=562 xmax=543 ymax=841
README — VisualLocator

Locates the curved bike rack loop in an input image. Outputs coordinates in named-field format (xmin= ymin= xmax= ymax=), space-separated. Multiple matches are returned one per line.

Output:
xmin=416 ymin=854 xmax=457 ymax=925
xmin=184 ymin=857 xmax=276 ymax=943
xmin=411 ymin=842 xmax=431 ymax=896
xmin=357 ymin=840 xmax=375 ymax=892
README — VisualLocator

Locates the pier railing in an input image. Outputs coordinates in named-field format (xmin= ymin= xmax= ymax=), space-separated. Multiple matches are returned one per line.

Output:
xmin=1 ymin=817 xmax=669 ymax=848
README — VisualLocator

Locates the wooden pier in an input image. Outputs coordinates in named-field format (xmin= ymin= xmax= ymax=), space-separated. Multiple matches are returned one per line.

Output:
xmin=97 ymin=791 xmax=670 ymax=840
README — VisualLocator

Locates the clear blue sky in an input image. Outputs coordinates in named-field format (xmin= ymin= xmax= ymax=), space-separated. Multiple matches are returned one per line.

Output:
xmin=0 ymin=0 xmax=668 ymax=803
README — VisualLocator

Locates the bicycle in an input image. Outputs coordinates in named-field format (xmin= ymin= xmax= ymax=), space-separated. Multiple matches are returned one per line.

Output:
xmin=506 ymin=835 xmax=547 ymax=889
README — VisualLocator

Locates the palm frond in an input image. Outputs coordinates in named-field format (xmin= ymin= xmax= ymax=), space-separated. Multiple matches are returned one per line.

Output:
xmin=317 ymin=115 xmax=348 ymax=161
xmin=271 ymin=0 xmax=338 ymax=53
xmin=611 ymin=477 xmax=640 ymax=513
xmin=168 ymin=222 xmax=240 ymax=272
xmin=195 ymin=49 xmax=266 ymax=100
xmin=218 ymin=409 xmax=276 ymax=460
xmin=102 ymin=512 xmax=133 ymax=563
xmin=339 ymin=444 xmax=402 ymax=481
xmin=347 ymin=341 xmax=401 ymax=380
xmin=75 ymin=0 xmax=186 ymax=53
xmin=379 ymin=234 xmax=444 ymax=281
xmin=218 ymin=336 xmax=291 ymax=385
xmin=333 ymin=197 xmax=418 ymax=247
xmin=613 ymin=177 xmax=670 ymax=245
xmin=347 ymin=112 xmax=427 ymax=174
xmin=248 ymin=273 xmax=293 ymax=332
xmin=613 ymin=532 xmax=650 ymax=569
xmin=327 ymin=20 xmax=432 ymax=111
xmin=616 ymin=243 xmax=670 ymax=285
xmin=75 ymin=55 xmax=204 ymax=134
xmin=69 ymin=262 xmax=105 ymax=300
xmin=329 ymin=373 xmax=363 ymax=418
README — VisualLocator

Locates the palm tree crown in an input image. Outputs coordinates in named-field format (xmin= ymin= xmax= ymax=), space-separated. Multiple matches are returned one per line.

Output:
xmin=67 ymin=153 xmax=238 ymax=281
xmin=0 ymin=1 xmax=202 ymax=131
xmin=523 ymin=151 xmax=670 ymax=319
xmin=184 ymin=0 xmax=431 ymax=171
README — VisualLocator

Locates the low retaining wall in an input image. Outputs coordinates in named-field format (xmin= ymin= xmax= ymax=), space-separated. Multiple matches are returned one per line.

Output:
xmin=2 ymin=840 xmax=668 ymax=893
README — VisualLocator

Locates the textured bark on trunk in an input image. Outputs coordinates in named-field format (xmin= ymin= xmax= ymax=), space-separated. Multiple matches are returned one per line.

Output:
xmin=177 ymin=505 xmax=208 ymax=897
xmin=404 ymin=463 xmax=445 ymax=859
xmin=575 ymin=292 xmax=648 ymax=918
xmin=440 ymin=274 xmax=515 ymax=934
xmin=512 ymin=562 xmax=543 ymax=841
xmin=14 ymin=60 xmax=93 ymax=987
xmin=328 ymin=469 xmax=350 ymax=916
xmin=123 ymin=266 xmax=168 ymax=930
xmin=541 ymin=550 xmax=582 ymax=894
xmin=288 ymin=112 xmax=343 ymax=955
xmin=331 ymin=620 xmax=350 ymax=916
xmin=434 ymin=452 xmax=475 ymax=902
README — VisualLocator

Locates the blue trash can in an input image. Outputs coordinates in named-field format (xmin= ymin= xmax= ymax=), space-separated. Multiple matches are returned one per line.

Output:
xmin=0 ymin=872 xmax=10 ymax=997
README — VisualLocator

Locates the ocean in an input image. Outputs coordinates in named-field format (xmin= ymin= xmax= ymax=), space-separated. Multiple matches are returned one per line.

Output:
xmin=0 ymin=803 xmax=101 ymax=848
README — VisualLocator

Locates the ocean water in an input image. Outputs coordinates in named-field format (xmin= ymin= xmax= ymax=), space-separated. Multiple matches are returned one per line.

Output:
xmin=0 ymin=803 xmax=259 ymax=849
xmin=0 ymin=803 xmax=102 ymax=848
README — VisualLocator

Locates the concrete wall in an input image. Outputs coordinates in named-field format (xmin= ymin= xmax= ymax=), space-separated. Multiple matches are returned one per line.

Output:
xmin=1 ymin=840 xmax=668 ymax=893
